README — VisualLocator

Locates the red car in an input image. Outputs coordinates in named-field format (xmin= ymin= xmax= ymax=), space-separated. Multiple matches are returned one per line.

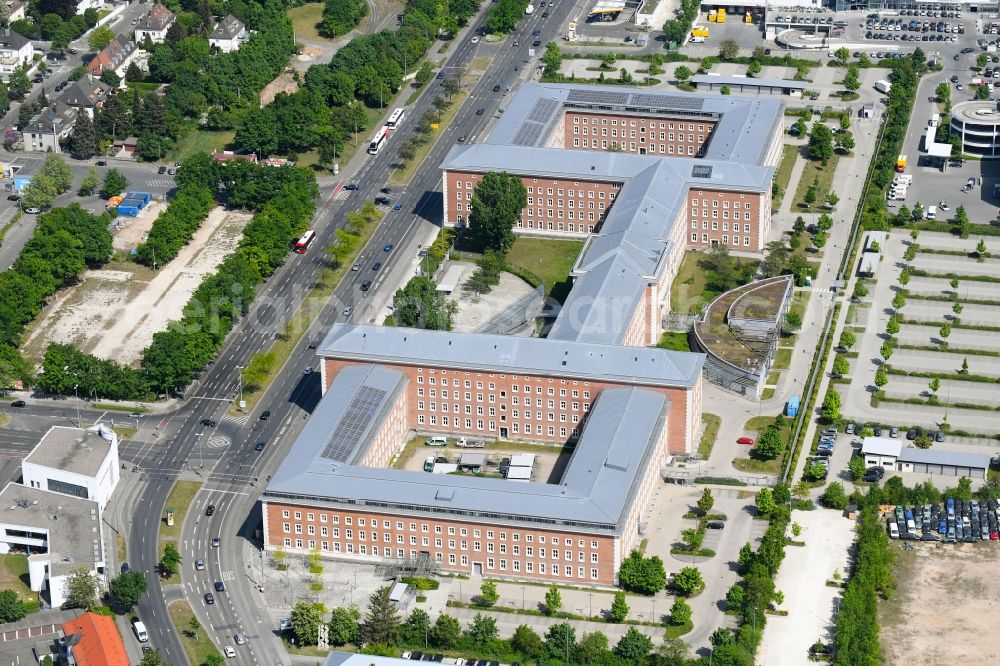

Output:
xmin=737 ymin=437 xmax=755 ymax=445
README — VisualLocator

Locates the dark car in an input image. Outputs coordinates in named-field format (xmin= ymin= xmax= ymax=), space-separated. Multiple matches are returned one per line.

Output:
xmin=380 ymin=186 xmax=392 ymax=194
xmin=260 ymin=410 xmax=271 ymax=420
xmin=96 ymin=160 xmax=107 ymax=166
xmin=344 ymin=183 xmax=360 ymax=190
xmin=6 ymin=194 xmax=19 ymax=201
xmin=204 ymin=593 xmax=215 ymax=604
xmin=372 ymin=262 xmax=383 ymax=271
xmin=374 ymin=196 xmax=391 ymax=205
xmin=214 ymin=581 xmax=226 ymax=592
xmin=409 ymin=653 xmax=423 ymax=661
xmin=866 ymin=466 xmax=885 ymax=478
xmin=255 ymin=442 xmax=265 ymax=451
xmin=200 ymin=419 xmax=217 ymax=427
xmin=532 ymin=29 xmax=541 ymax=36
xmin=432 ymin=656 xmax=444 ymax=663
xmin=121 ymin=562 xmax=130 ymax=573
xmin=533 ymin=39 xmax=542 ymax=46
xmin=31 ymin=77 xmax=43 ymax=84
xmin=205 ymin=504 xmax=215 ymax=516
xmin=476 ymin=108 xmax=485 ymax=115
xmin=384 ymin=243 xmax=394 ymax=252
xmin=863 ymin=472 xmax=882 ymax=483
xmin=361 ymin=280 xmax=372 ymax=291
xmin=707 ymin=521 xmax=725 ymax=530
xmin=158 ymin=166 xmax=167 ymax=174
xmin=308 ymin=339 xmax=320 ymax=349
xmin=935 ymin=431 xmax=945 ymax=442
xmin=493 ymin=84 xmax=501 ymax=92
xmin=11 ymin=399 xmax=25 ymax=407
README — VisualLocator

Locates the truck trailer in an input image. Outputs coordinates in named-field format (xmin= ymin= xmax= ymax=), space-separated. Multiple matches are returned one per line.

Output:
xmin=875 ymin=79 xmax=892 ymax=94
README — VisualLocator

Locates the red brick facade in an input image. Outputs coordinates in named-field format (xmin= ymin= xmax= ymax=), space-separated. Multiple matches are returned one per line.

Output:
xmin=686 ymin=188 xmax=769 ymax=251
xmin=321 ymin=357 xmax=699 ymax=454
xmin=561 ymin=111 xmax=717 ymax=158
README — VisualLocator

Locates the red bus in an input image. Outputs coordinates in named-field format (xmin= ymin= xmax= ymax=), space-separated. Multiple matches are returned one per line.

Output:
xmin=294 ymin=230 xmax=316 ymax=254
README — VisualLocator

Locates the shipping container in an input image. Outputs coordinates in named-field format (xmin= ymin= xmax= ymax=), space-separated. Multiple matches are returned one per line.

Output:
xmin=786 ymin=395 xmax=800 ymax=417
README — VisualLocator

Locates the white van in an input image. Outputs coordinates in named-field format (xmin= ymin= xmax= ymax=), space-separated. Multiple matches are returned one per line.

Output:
xmin=425 ymin=436 xmax=447 ymax=447
xmin=132 ymin=619 xmax=149 ymax=642
xmin=926 ymin=205 xmax=937 ymax=219
xmin=887 ymin=520 xmax=899 ymax=539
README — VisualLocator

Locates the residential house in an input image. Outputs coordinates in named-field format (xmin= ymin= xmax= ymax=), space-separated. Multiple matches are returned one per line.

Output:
xmin=134 ymin=3 xmax=176 ymax=45
xmin=61 ymin=612 xmax=129 ymax=666
xmin=0 ymin=29 xmax=32 ymax=79
xmin=75 ymin=0 xmax=104 ymax=14
xmin=58 ymin=77 xmax=112 ymax=118
xmin=211 ymin=150 xmax=257 ymax=164
xmin=209 ymin=14 xmax=249 ymax=53
xmin=24 ymin=102 xmax=78 ymax=153
xmin=4 ymin=1 xmax=26 ymax=23
xmin=86 ymin=35 xmax=138 ymax=85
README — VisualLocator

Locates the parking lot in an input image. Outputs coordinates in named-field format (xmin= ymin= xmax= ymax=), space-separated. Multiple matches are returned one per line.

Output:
xmin=885 ymin=498 xmax=1000 ymax=544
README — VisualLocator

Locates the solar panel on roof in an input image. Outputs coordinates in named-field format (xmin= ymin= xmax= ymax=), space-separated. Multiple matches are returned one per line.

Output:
xmin=511 ymin=122 xmax=546 ymax=146
xmin=566 ymin=89 xmax=628 ymax=106
xmin=630 ymin=93 xmax=704 ymax=111
xmin=691 ymin=165 xmax=713 ymax=179
xmin=320 ymin=386 xmax=386 ymax=461
xmin=526 ymin=97 xmax=559 ymax=123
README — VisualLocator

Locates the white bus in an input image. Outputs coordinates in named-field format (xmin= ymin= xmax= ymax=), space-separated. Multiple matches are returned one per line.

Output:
xmin=368 ymin=127 xmax=390 ymax=155
xmin=385 ymin=107 xmax=405 ymax=129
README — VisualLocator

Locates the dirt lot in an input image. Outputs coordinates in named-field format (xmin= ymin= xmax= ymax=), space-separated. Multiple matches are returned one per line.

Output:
xmin=880 ymin=544 xmax=1000 ymax=665
xmin=21 ymin=207 xmax=251 ymax=366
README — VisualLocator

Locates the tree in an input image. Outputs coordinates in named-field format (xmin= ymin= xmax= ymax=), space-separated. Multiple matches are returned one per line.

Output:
xmin=852 ymin=282 xmax=868 ymax=299
xmin=747 ymin=59 xmax=762 ymax=76
xmin=78 ymin=166 xmax=100 ymax=196
xmin=826 ymin=191 xmax=840 ymax=208
xmin=805 ymin=459 xmax=828 ymax=481
xmin=697 ymin=488 xmax=714 ymax=515
xmin=784 ymin=311 xmax=802 ymax=333
xmin=886 ymin=317 xmax=900 ymax=335
xmin=711 ymin=627 xmax=735 ymax=647
xmin=835 ymin=131 xmax=855 ymax=154
xmin=755 ymin=488 xmax=776 ymax=516
xmin=803 ymin=183 xmax=818 ymax=208
xmin=725 ymin=583 xmax=745 ymax=610
xmin=843 ymin=66 xmax=861 ymax=91
xmin=479 ymin=579 xmax=499 ymax=607
xmin=808 ymin=123 xmax=834 ymax=164
xmin=328 ymin=606 xmax=361 ymax=646
xmin=290 ymin=601 xmax=325 ymax=646
xmin=468 ymin=172 xmax=527 ymax=253
xmin=719 ymin=39 xmax=739 ymax=59
xmin=158 ymin=542 xmax=181 ymax=576
xmin=754 ymin=425 xmax=783 ymax=459
xmin=913 ymin=431 xmax=932 ymax=449
xmin=820 ymin=482 xmax=849 ymax=510
xmin=109 ymin=570 xmax=147 ymax=610
xmin=833 ymin=356 xmax=850 ymax=376
xmin=363 ymin=587 xmax=400 ymax=646
xmin=939 ymin=323 xmax=951 ymax=345
xmin=100 ymin=70 xmax=121 ymax=88
xmin=0 ymin=589 xmax=25 ymax=622
xmin=961 ymin=357 xmax=969 ymax=374
xmin=544 ymin=623 xmax=577 ymax=662
xmin=430 ymin=613 xmax=461 ymax=649
xmin=204 ymin=655 xmax=224 ymax=666
xmin=671 ymin=566 xmax=703 ymax=596
xmin=839 ymin=330 xmax=857 ymax=349
xmin=892 ymin=292 xmax=906 ymax=310
xmin=40 ymin=154 xmax=73 ymax=194
xmin=615 ymin=627 xmax=653 ymax=661
xmin=929 ymin=376 xmax=941 ymax=398
xmin=542 ymin=41 xmax=562 ymax=77
xmin=609 ymin=590 xmax=629 ymax=622
xmin=65 ymin=569 xmax=99 ymax=610
xmin=466 ymin=613 xmax=499 ymax=646
xmin=848 ymin=456 xmax=867 ymax=481
xmin=101 ymin=169 xmax=129 ymax=199
xmin=880 ymin=341 xmax=894 ymax=361
xmin=674 ymin=65 xmax=692 ymax=81
xmin=720 ymin=84 xmax=731 ymax=95
xmin=669 ymin=597 xmax=692 ymax=626
xmin=139 ymin=649 xmax=164 ymax=666
xmin=577 ymin=631 xmax=611 ymax=665
xmin=87 ymin=25 xmax=115 ymax=51
xmin=68 ymin=111 xmax=98 ymax=159
xmin=400 ymin=608 xmax=431 ymax=647
xmin=186 ymin=615 xmax=200 ymax=637
xmin=393 ymin=276 xmax=453 ymax=330
xmin=618 ymin=550 xmax=667 ymax=595
xmin=977 ymin=239 xmax=989 ymax=257
xmin=874 ymin=366 xmax=889 ymax=389
xmin=544 ymin=584 xmax=562 ymax=615
xmin=820 ymin=390 xmax=841 ymax=422
xmin=511 ymin=624 xmax=544 ymax=659
xmin=21 ymin=174 xmax=57 ymax=210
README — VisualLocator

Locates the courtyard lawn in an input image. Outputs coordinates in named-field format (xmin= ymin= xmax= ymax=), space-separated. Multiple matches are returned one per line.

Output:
xmin=0 ymin=554 xmax=34 ymax=601
xmin=657 ymin=331 xmax=692 ymax=352
xmin=166 ymin=130 xmax=234 ymax=164
xmin=793 ymin=154 xmax=839 ymax=213
xmin=506 ymin=236 xmax=583 ymax=303
xmin=773 ymin=144 xmax=799 ymax=207
xmin=670 ymin=250 xmax=759 ymax=315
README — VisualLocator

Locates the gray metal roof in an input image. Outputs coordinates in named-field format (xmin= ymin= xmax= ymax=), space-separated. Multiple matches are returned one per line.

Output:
xmin=323 ymin=653 xmax=413 ymax=666
xmin=317 ymin=324 xmax=704 ymax=388
xmin=897 ymin=446 xmax=990 ymax=469
xmin=265 ymin=380 xmax=669 ymax=534
xmin=487 ymin=82 xmax=785 ymax=165
xmin=210 ymin=14 xmax=244 ymax=40
xmin=442 ymin=144 xmax=771 ymax=345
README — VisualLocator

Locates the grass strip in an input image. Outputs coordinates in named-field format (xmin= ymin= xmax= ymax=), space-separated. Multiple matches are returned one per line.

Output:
xmin=389 ymin=90 xmax=469 ymax=185
xmin=169 ymin=601 xmax=224 ymax=665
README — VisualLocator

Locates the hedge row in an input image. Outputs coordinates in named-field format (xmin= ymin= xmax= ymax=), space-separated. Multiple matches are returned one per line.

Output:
xmin=134 ymin=186 xmax=215 ymax=267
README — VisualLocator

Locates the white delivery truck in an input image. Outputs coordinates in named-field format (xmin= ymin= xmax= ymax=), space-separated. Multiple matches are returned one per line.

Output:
xmin=525 ymin=3 xmax=534 ymax=14
xmin=930 ymin=112 xmax=941 ymax=127
xmin=875 ymin=79 xmax=892 ymax=94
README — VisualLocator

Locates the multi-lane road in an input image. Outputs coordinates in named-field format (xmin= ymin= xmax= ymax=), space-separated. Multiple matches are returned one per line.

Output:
xmin=120 ymin=3 xmax=582 ymax=665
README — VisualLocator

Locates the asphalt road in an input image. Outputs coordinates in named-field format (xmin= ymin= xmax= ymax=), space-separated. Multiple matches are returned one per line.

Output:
xmin=121 ymin=3 xmax=581 ymax=665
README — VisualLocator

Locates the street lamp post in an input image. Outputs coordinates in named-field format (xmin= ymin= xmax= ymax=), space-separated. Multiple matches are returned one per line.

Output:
xmin=236 ymin=365 xmax=244 ymax=411
xmin=73 ymin=384 xmax=81 ymax=428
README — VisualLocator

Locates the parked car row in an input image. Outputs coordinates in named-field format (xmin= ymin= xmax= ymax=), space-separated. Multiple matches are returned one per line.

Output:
xmin=865 ymin=30 xmax=959 ymax=42
xmin=887 ymin=498 xmax=1000 ymax=543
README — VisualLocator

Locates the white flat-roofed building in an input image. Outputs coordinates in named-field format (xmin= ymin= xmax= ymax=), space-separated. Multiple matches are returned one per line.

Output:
xmin=21 ymin=424 xmax=120 ymax=511
xmin=861 ymin=437 xmax=902 ymax=468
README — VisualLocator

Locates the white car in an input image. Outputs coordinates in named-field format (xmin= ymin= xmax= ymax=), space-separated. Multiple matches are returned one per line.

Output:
xmin=195 ymin=559 xmax=205 ymax=571
xmin=224 ymin=646 xmax=236 ymax=658
xmin=304 ymin=366 xmax=314 ymax=375
xmin=471 ymin=36 xmax=480 ymax=43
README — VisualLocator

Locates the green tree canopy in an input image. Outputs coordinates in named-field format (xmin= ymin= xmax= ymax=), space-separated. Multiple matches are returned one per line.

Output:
xmin=328 ymin=606 xmax=361 ymax=646
xmin=290 ymin=601 xmax=326 ymax=646
xmin=109 ymin=570 xmax=148 ymax=610
xmin=363 ymin=587 xmax=400 ymax=646
xmin=468 ymin=171 xmax=527 ymax=253
xmin=618 ymin=550 xmax=667 ymax=595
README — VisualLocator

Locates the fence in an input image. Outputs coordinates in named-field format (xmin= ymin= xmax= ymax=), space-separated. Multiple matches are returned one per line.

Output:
xmin=475 ymin=284 xmax=545 ymax=335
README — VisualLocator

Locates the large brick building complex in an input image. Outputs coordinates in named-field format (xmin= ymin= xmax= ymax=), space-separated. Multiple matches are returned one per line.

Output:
xmin=257 ymin=84 xmax=782 ymax=587
xmin=261 ymin=326 xmax=703 ymax=585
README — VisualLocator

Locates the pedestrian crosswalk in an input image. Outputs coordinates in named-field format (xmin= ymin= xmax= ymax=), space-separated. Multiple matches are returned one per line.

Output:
xmin=333 ymin=189 xmax=351 ymax=201
xmin=144 ymin=178 xmax=174 ymax=188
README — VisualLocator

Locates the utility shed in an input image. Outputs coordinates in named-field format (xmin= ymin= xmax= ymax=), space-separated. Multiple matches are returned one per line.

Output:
xmin=436 ymin=264 xmax=465 ymax=293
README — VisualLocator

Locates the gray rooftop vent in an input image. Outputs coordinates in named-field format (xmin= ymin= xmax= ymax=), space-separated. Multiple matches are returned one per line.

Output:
xmin=435 ymin=489 xmax=455 ymax=501
xmin=691 ymin=165 xmax=713 ymax=179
